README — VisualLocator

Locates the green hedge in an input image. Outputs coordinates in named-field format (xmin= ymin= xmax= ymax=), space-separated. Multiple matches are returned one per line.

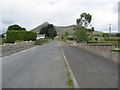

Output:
xmin=6 ymin=30 xmax=37 ymax=43
xmin=64 ymin=37 xmax=74 ymax=40
xmin=104 ymin=38 xmax=120 ymax=41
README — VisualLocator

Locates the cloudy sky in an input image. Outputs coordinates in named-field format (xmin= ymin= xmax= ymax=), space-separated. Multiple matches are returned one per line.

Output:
xmin=1 ymin=0 xmax=119 ymax=34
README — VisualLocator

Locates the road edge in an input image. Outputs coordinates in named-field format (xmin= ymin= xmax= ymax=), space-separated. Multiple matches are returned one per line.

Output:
xmin=59 ymin=44 xmax=79 ymax=88
xmin=2 ymin=46 xmax=36 ymax=59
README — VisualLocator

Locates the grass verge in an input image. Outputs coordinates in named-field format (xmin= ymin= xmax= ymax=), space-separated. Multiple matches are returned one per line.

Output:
xmin=66 ymin=74 xmax=73 ymax=88
xmin=35 ymin=39 xmax=51 ymax=45
xmin=39 ymin=40 xmax=51 ymax=45
xmin=59 ymin=44 xmax=74 ymax=88
xmin=57 ymin=39 xmax=65 ymax=44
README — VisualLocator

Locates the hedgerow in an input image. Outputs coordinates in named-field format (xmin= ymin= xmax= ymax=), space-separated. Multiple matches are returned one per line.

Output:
xmin=6 ymin=30 xmax=37 ymax=43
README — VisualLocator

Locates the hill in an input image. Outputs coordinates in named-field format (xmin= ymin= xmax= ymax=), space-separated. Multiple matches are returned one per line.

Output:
xmin=31 ymin=22 xmax=50 ymax=33
xmin=31 ymin=22 xmax=76 ymax=36
xmin=31 ymin=22 xmax=103 ymax=36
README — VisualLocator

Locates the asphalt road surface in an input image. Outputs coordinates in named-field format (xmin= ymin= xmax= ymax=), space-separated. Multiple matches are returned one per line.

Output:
xmin=61 ymin=44 xmax=118 ymax=88
xmin=2 ymin=41 xmax=66 ymax=88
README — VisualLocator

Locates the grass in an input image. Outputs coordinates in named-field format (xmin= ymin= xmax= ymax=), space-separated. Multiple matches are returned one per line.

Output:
xmin=0 ymin=39 xmax=5 ymax=45
xmin=38 ymin=40 xmax=51 ymax=45
xmin=67 ymin=77 xmax=73 ymax=87
xmin=35 ymin=39 xmax=52 ymax=45
xmin=115 ymin=48 xmax=120 ymax=50
xmin=15 ymin=40 xmax=24 ymax=43
xmin=87 ymin=41 xmax=119 ymax=44
xmin=57 ymin=39 xmax=65 ymax=44
xmin=0 ymin=39 xmax=2 ymax=45
xmin=87 ymin=41 xmax=120 ymax=50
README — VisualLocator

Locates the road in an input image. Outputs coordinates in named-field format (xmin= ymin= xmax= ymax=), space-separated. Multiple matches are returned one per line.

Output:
xmin=61 ymin=44 xmax=118 ymax=88
xmin=2 ymin=41 xmax=66 ymax=88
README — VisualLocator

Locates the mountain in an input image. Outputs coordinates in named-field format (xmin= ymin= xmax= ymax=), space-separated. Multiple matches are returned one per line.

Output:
xmin=31 ymin=21 xmax=49 ymax=33
xmin=54 ymin=25 xmax=76 ymax=36
xmin=31 ymin=22 xmax=76 ymax=36
xmin=31 ymin=22 xmax=103 ymax=36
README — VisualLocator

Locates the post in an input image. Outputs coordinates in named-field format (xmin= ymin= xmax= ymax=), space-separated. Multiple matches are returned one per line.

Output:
xmin=108 ymin=24 xmax=112 ymax=39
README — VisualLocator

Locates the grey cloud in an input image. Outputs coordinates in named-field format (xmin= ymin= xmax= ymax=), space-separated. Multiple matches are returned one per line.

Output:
xmin=2 ymin=19 xmax=16 ymax=25
xmin=1 ymin=0 xmax=118 ymax=33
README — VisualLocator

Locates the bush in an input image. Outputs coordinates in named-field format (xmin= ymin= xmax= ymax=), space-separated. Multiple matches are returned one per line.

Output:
xmin=104 ymin=38 xmax=120 ymax=41
xmin=63 ymin=37 xmax=74 ymax=40
xmin=66 ymin=37 xmax=74 ymax=40
xmin=74 ymin=27 xmax=89 ymax=42
xmin=115 ymin=33 xmax=120 ymax=37
xmin=6 ymin=30 xmax=37 ymax=43
xmin=87 ymin=41 xmax=112 ymax=44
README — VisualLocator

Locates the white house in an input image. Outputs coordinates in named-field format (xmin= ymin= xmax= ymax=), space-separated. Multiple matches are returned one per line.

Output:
xmin=37 ymin=34 xmax=45 ymax=39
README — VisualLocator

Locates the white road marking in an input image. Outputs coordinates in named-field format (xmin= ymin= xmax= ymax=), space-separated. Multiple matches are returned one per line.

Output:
xmin=59 ymin=44 xmax=79 ymax=88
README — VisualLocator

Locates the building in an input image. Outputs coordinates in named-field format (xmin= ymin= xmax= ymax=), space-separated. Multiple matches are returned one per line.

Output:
xmin=37 ymin=34 xmax=45 ymax=39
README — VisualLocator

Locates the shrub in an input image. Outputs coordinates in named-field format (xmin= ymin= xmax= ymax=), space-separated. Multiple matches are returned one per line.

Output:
xmin=115 ymin=33 xmax=120 ymax=37
xmin=6 ymin=30 xmax=37 ymax=43
xmin=63 ymin=37 xmax=74 ymax=40
xmin=66 ymin=37 xmax=74 ymax=40
xmin=104 ymin=38 xmax=120 ymax=41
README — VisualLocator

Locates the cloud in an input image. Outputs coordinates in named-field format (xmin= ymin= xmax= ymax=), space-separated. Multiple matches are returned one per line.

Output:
xmin=1 ymin=0 xmax=119 ymax=33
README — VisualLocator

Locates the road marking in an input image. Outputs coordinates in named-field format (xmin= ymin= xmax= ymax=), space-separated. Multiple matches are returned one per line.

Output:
xmin=59 ymin=44 xmax=79 ymax=88
xmin=2 ymin=46 xmax=36 ymax=60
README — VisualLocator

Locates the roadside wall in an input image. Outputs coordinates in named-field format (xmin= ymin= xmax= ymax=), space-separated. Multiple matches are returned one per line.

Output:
xmin=1 ymin=41 xmax=35 ymax=57
xmin=66 ymin=40 xmax=119 ymax=62
xmin=76 ymin=43 xmax=119 ymax=62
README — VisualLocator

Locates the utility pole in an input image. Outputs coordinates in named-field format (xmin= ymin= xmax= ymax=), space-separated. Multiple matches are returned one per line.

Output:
xmin=108 ymin=24 xmax=112 ymax=39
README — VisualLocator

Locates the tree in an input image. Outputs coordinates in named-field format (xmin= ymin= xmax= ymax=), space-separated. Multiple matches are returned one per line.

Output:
xmin=76 ymin=13 xmax=92 ymax=27
xmin=39 ymin=27 xmax=48 ymax=37
xmin=39 ymin=24 xmax=57 ymax=39
xmin=102 ymin=33 xmax=109 ymax=37
xmin=64 ymin=31 xmax=68 ymax=37
xmin=7 ymin=24 xmax=26 ymax=31
xmin=91 ymin=27 xmax=94 ymax=31
xmin=76 ymin=19 xmax=80 ymax=26
xmin=74 ymin=13 xmax=92 ymax=42
xmin=47 ymin=24 xmax=57 ymax=39
xmin=1 ymin=34 xmax=5 ymax=39
xmin=74 ymin=27 xmax=89 ymax=42
xmin=21 ymin=28 xmax=26 ymax=31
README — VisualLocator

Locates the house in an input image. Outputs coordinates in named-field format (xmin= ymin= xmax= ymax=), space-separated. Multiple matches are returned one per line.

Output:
xmin=37 ymin=34 xmax=45 ymax=39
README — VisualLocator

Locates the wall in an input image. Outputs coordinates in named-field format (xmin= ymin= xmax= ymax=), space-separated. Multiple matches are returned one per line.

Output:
xmin=75 ymin=43 xmax=119 ymax=62
xmin=66 ymin=40 xmax=119 ymax=62
xmin=1 ymin=41 xmax=35 ymax=57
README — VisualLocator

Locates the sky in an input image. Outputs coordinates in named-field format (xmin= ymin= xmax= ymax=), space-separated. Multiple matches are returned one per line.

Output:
xmin=1 ymin=0 xmax=119 ymax=34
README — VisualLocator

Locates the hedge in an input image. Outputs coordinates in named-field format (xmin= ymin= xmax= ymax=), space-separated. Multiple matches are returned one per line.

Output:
xmin=104 ymin=38 xmax=120 ymax=41
xmin=6 ymin=30 xmax=37 ymax=43
xmin=64 ymin=37 xmax=74 ymax=40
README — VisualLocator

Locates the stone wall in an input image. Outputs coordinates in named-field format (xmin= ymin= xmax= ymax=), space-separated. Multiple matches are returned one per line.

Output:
xmin=66 ymin=40 xmax=119 ymax=62
xmin=75 ymin=43 xmax=119 ymax=62
xmin=1 ymin=41 xmax=35 ymax=57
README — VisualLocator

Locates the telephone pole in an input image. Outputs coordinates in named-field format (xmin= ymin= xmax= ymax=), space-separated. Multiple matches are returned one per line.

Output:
xmin=108 ymin=24 xmax=112 ymax=39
